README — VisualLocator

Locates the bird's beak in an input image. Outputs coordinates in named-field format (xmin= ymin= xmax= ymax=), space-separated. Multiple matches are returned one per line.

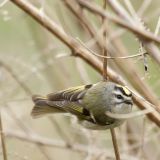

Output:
xmin=124 ymin=100 xmax=133 ymax=105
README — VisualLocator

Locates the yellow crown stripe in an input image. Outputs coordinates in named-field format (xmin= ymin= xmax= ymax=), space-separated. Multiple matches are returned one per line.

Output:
xmin=117 ymin=84 xmax=131 ymax=95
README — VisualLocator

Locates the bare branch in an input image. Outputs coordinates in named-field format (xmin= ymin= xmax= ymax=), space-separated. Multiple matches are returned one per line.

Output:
xmin=0 ymin=0 xmax=9 ymax=7
xmin=137 ymin=0 xmax=152 ymax=16
xmin=102 ymin=0 xmax=108 ymax=81
xmin=0 ymin=61 xmax=32 ymax=95
xmin=124 ymin=0 xmax=137 ymax=18
xmin=0 ymin=112 xmax=8 ymax=160
xmin=107 ymin=0 xmax=160 ymax=66
xmin=77 ymin=38 xmax=147 ymax=59
xmin=9 ymin=0 xmax=160 ymax=127
xmin=154 ymin=16 xmax=160 ymax=36
xmin=110 ymin=129 xmax=120 ymax=160
xmin=77 ymin=0 xmax=160 ymax=44
xmin=5 ymin=129 xmax=106 ymax=154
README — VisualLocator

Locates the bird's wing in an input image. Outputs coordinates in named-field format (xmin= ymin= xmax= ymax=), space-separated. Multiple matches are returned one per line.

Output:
xmin=46 ymin=84 xmax=94 ymax=121
xmin=47 ymin=84 xmax=93 ymax=101
xmin=32 ymin=84 xmax=95 ymax=121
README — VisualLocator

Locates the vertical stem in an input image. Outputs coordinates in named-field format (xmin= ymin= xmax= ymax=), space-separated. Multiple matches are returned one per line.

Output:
xmin=110 ymin=128 xmax=120 ymax=160
xmin=102 ymin=0 xmax=108 ymax=81
xmin=102 ymin=1 xmax=120 ymax=159
xmin=0 ymin=111 xmax=8 ymax=160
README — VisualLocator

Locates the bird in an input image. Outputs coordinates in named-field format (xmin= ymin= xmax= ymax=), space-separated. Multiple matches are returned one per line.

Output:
xmin=31 ymin=81 xmax=133 ymax=130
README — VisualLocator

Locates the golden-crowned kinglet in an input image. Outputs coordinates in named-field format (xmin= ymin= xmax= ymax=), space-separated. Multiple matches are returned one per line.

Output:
xmin=31 ymin=81 xmax=133 ymax=130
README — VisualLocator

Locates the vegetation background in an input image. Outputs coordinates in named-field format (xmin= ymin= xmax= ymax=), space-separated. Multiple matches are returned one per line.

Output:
xmin=0 ymin=0 xmax=160 ymax=160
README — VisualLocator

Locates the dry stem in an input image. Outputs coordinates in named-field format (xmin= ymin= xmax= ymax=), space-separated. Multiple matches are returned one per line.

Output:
xmin=77 ymin=0 xmax=160 ymax=44
xmin=9 ymin=0 xmax=160 ymax=127
xmin=0 ymin=112 xmax=8 ymax=160
xmin=110 ymin=129 xmax=120 ymax=160
xmin=102 ymin=0 xmax=108 ymax=81
xmin=102 ymin=1 xmax=120 ymax=159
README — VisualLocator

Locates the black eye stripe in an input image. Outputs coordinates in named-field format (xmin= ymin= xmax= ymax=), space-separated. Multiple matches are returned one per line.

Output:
xmin=114 ymin=86 xmax=132 ymax=97
xmin=116 ymin=95 xmax=123 ymax=99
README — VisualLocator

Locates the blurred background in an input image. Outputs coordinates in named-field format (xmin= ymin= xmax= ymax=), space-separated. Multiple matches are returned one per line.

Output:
xmin=0 ymin=0 xmax=160 ymax=160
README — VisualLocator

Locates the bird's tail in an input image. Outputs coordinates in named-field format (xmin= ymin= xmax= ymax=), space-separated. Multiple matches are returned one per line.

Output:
xmin=31 ymin=95 xmax=64 ymax=118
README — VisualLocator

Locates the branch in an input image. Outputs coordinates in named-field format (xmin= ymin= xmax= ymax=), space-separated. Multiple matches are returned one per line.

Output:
xmin=102 ymin=0 xmax=119 ymax=159
xmin=5 ymin=130 xmax=105 ymax=154
xmin=77 ymin=0 xmax=160 ymax=44
xmin=9 ymin=0 xmax=160 ymax=127
xmin=110 ymin=129 xmax=120 ymax=160
xmin=0 ymin=61 xmax=32 ymax=95
xmin=107 ymin=0 xmax=160 ymax=66
xmin=77 ymin=0 xmax=160 ymax=66
xmin=0 ymin=112 xmax=8 ymax=160
xmin=0 ymin=68 xmax=51 ymax=160
xmin=102 ymin=0 xmax=108 ymax=80
xmin=65 ymin=2 xmax=160 ymax=117
xmin=63 ymin=0 xmax=102 ymax=49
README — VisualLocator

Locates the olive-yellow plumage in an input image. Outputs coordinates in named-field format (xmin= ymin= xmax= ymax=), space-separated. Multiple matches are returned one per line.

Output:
xmin=31 ymin=81 xmax=133 ymax=130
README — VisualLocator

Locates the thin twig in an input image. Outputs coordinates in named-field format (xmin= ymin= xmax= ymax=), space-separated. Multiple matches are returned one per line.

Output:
xmin=77 ymin=0 xmax=160 ymax=66
xmin=0 ymin=111 xmax=8 ymax=160
xmin=107 ymin=0 xmax=160 ymax=67
xmin=77 ymin=0 xmax=160 ymax=44
xmin=64 ymin=0 xmax=102 ymax=49
xmin=102 ymin=1 xmax=120 ymax=159
xmin=9 ymin=0 xmax=160 ymax=127
xmin=110 ymin=129 xmax=120 ymax=160
xmin=137 ymin=0 xmax=152 ymax=16
xmin=0 ymin=61 xmax=32 ymax=95
xmin=5 ymin=104 xmax=52 ymax=160
xmin=39 ymin=0 xmax=160 ymax=117
xmin=124 ymin=0 xmax=137 ymax=18
xmin=102 ymin=0 xmax=108 ymax=81
xmin=0 ymin=61 xmax=52 ymax=160
xmin=0 ymin=0 xmax=8 ymax=7
xmin=5 ymin=129 xmax=106 ymax=154
xmin=154 ymin=16 xmax=160 ymax=36
xmin=77 ymin=37 xmax=147 ymax=59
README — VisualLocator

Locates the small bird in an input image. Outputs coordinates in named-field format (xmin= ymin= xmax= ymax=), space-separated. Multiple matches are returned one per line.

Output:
xmin=31 ymin=81 xmax=133 ymax=130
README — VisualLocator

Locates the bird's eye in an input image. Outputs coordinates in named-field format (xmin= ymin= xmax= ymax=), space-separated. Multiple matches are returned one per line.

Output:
xmin=116 ymin=94 xmax=123 ymax=99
